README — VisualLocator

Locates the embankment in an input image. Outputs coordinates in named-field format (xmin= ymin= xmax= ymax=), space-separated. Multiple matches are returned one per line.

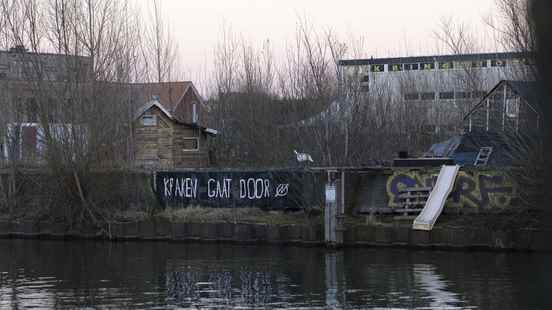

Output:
xmin=0 ymin=219 xmax=550 ymax=252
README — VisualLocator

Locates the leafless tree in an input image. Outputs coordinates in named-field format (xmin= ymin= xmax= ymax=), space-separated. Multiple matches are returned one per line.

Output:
xmin=0 ymin=0 xmax=166 ymax=227
xmin=206 ymin=18 xmax=436 ymax=168
xmin=141 ymin=0 xmax=180 ymax=83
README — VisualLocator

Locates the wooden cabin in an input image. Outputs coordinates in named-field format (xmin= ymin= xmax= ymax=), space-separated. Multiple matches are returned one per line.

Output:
xmin=133 ymin=99 xmax=217 ymax=169
xmin=131 ymin=82 xmax=217 ymax=169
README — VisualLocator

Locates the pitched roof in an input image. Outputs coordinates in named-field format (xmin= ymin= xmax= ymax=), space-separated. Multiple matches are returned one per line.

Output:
xmin=506 ymin=81 xmax=540 ymax=107
xmin=133 ymin=99 xmax=174 ymax=120
xmin=129 ymin=81 xmax=193 ymax=113
xmin=134 ymin=98 xmax=218 ymax=136
xmin=464 ymin=80 xmax=541 ymax=121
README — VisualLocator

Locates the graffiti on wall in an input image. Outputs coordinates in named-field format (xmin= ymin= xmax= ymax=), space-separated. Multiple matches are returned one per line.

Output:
xmin=154 ymin=170 xmax=312 ymax=209
xmin=386 ymin=169 xmax=516 ymax=209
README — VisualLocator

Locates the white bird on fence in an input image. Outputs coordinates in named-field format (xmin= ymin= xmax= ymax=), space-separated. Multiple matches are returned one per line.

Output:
xmin=293 ymin=150 xmax=314 ymax=163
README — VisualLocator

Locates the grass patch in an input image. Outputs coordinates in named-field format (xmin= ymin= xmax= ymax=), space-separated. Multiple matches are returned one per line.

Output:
xmin=156 ymin=207 xmax=321 ymax=225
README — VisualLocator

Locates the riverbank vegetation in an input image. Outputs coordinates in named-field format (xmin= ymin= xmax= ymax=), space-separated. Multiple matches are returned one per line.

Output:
xmin=0 ymin=0 xmax=548 ymax=230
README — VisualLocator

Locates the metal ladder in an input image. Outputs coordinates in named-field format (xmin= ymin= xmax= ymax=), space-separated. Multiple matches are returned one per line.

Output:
xmin=474 ymin=146 xmax=493 ymax=166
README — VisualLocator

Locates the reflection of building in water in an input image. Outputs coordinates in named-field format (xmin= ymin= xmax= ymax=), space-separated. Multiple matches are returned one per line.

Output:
xmin=325 ymin=251 xmax=347 ymax=309
xmin=413 ymin=264 xmax=464 ymax=308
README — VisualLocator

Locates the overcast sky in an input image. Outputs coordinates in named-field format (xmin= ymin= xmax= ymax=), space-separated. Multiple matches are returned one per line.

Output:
xmin=154 ymin=0 xmax=501 ymax=80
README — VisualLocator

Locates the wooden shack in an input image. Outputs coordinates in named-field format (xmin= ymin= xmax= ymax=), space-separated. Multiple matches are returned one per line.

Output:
xmin=133 ymin=100 xmax=217 ymax=168
xmin=132 ymin=82 xmax=217 ymax=169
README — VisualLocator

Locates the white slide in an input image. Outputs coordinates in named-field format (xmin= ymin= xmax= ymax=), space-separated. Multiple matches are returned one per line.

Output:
xmin=412 ymin=165 xmax=460 ymax=231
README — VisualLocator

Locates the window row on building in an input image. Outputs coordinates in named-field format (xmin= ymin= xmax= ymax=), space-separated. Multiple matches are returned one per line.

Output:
xmin=365 ymin=58 xmax=519 ymax=73
xmin=404 ymin=90 xmax=487 ymax=101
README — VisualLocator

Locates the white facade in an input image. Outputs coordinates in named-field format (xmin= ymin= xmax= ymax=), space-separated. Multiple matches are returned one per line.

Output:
xmin=338 ymin=52 xmax=533 ymax=134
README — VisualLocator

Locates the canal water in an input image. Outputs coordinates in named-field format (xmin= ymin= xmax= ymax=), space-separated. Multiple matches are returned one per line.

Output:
xmin=0 ymin=239 xmax=550 ymax=309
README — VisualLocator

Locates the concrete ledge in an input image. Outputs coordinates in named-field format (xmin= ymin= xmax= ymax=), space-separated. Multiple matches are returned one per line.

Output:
xmin=0 ymin=220 xmax=548 ymax=251
xmin=218 ymin=223 xmax=234 ymax=240
xmin=154 ymin=218 xmax=172 ymax=239
xmin=172 ymin=222 xmax=189 ymax=240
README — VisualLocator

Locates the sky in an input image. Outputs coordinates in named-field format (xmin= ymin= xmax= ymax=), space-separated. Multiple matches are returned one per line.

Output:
xmin=153 ymin=0 xmax=501 ymax=81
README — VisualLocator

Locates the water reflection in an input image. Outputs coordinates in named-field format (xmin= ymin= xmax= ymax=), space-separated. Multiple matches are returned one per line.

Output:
xmin=0 ymin=239 xmax=550 ymax=309
xmin=325 ymin=251 xmax=344 ymax=309
xmin=166 ymin=268 xmax=275 ymax=307
xmin=412 ymin=264 xmax=465 ymax=309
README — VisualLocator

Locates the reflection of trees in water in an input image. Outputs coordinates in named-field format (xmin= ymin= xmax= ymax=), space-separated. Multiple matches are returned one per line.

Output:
xmin=166 ymin=269 xmax=201 ymax=302
xmin=2 ymin=240 xmax=549 ymax=308
xmin=166 ymin=268 xmax=274 ymax=307
xmin=239 ymin=269 xmax=273 ymax=305
xmin=209 ymin=271 xmax=233 ymax=300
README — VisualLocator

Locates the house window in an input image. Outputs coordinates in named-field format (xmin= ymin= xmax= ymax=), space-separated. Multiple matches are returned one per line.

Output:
xmin=389 ymin=63 xmax=402 ymax=72
xmin=370 ymin=64 xmax=384 ymax=72
xmin=183 ymin=138 xmax=199 ymax=151
xmin=519 ymin=58 xmax=534 ymax=65
xmin=0 ymin=64 xmax=7 ymax=79
xmin=505 ymin=98 xmax=519 ymax=118
xmin=405 ymin=63 xmax=419 ymax=70
xmin=491 ymin=59 xmax=506 ymax=67
xmin=455 ymin=91 xmax=470 ymax=99
xmin=471 ymin=60 xmax=488 ymax=68
xmin=439 ymin=92 xmax=454 ymax=99
xmin=404 ymin=93 xmax=419 ymax=101
xmin=438 ymin=62 xmax=454 ymax=70
xmin=421 ymin=92 xmax=435 ymax=100
xmin=141 ymin=115 xmax=157 ymax=126
xmin=421 ymin=62 xmax=434 ymax=70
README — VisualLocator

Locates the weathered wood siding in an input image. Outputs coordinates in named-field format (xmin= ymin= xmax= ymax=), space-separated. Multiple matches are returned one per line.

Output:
xmin=134 ymin=106 xmax=209 ymax=169
xmin=171 ymin=125 xmax=208 ymax=168
xmin=173 ymin=87 xmax=204 ymax=124
xmin=134 ymin=107 xmax=172 ymax=168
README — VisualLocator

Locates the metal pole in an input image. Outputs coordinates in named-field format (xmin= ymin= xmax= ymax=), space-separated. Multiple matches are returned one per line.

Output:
xmin=325 ymin=170 xmax=337 ymax=244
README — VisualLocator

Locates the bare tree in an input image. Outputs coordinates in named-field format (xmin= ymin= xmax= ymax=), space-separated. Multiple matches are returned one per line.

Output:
xmin=0 ymin=0 xmax=156 ymax=227
xmin=206 ymin=18 xmax=430 ymax=168
xmin=142 ymin=0 xmax=180 ymax=83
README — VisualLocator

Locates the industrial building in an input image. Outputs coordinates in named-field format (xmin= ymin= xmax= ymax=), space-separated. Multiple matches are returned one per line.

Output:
xmin=338 ymin=52 xmax=533 ymax=136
